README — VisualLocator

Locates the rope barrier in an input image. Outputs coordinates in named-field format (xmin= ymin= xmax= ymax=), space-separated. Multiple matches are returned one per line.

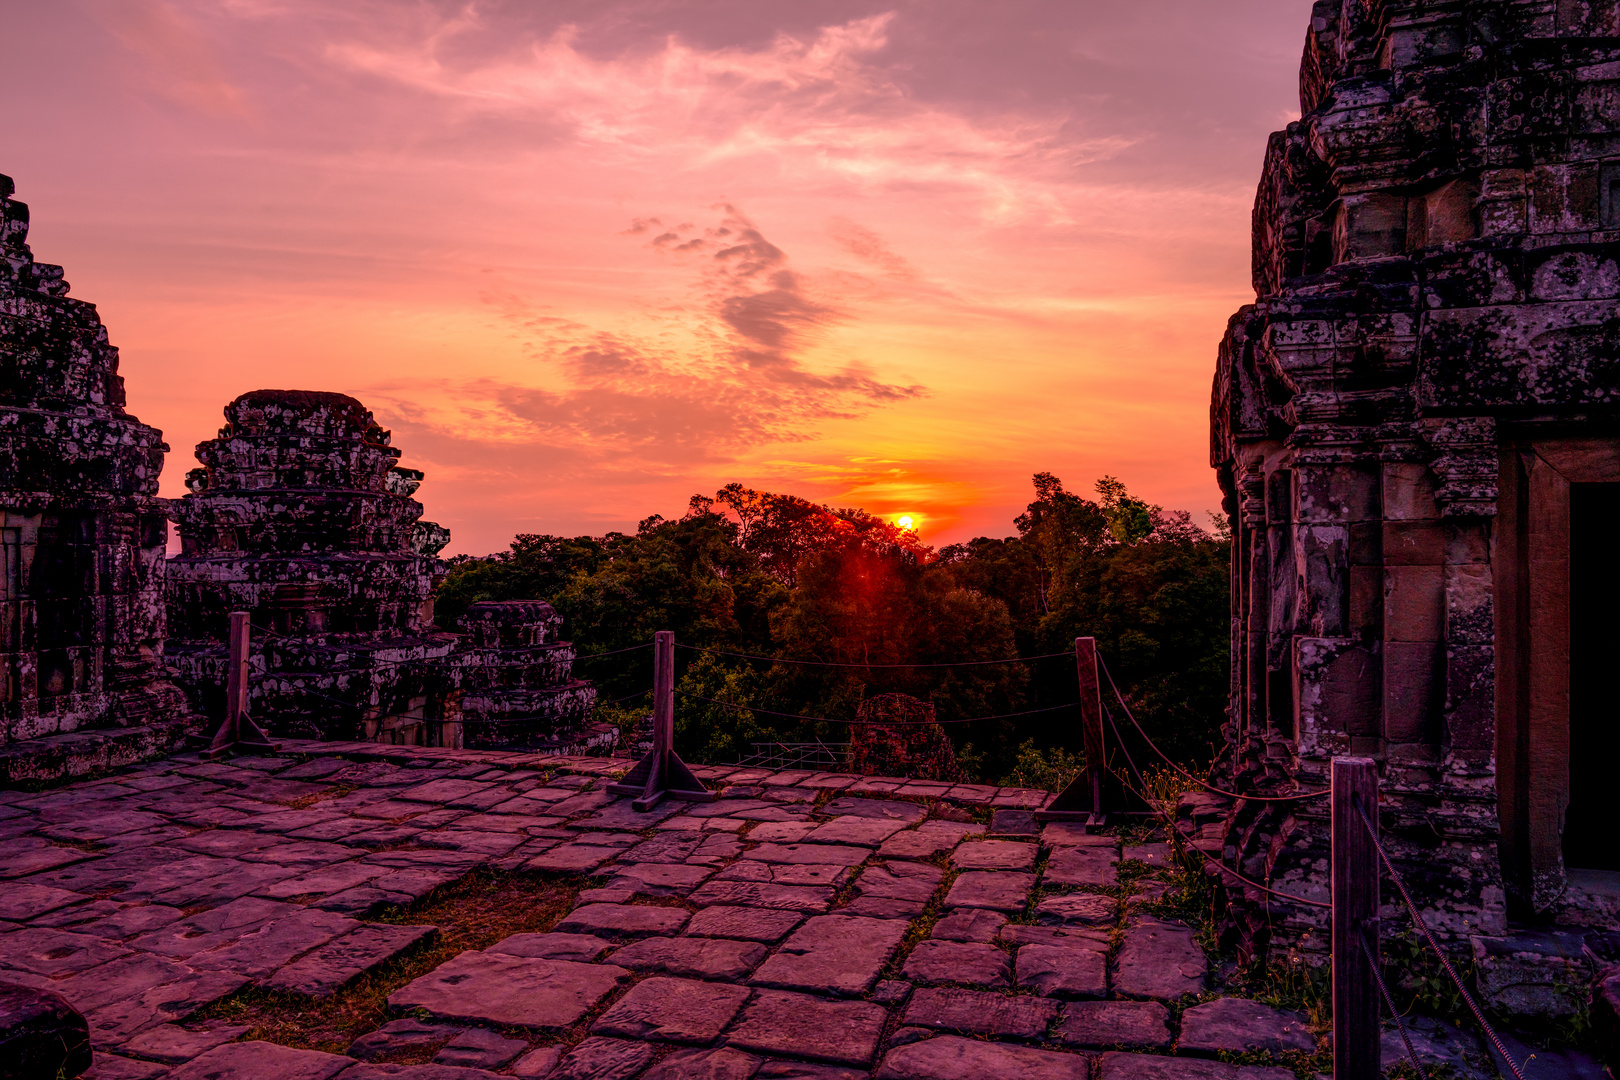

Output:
xmin=674 ymin=689 xmax=1080 ymax=727
xmin=1361 ymin=929 xmax=1429 ymax=1080
xmin=1354 ymin=798 xmax=1524 ymax=1080
xmin=674 ymin=642 xmax=1071 ymax=669
xmin=1097 ymin=653 xmax=1328 ymax=803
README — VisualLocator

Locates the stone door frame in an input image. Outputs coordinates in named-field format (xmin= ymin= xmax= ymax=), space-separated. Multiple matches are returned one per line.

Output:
xmin=1495 ymin=437 xmax=1620 ymax=913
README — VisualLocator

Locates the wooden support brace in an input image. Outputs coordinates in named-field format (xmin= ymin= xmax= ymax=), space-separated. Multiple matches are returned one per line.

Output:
xmin=195 ymin=611 xmax=279 ymax=760
xmin=607 ymin=631 xmax=717 ymax=811
xmin=1035 ymin=636 xmax=1106 ymax=826
xmin=1333 ymin=756 xmax=1380 ymax=1080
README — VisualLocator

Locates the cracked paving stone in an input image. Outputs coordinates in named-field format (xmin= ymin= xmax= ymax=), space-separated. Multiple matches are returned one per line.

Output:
xmin=683 ymin=905 xmax=804 ymax=943
xmin=1176 ymin=997 xmax=1315 ymax=1056
xmin=802 ymin=817 xmax=907 ymax=847
xmin=265 ymin=924 xmax=436 ymax=996
xmin=591 ymin=975 xmax=752 ymax=1044
xmin=903 ymin=987 xmax=1056 ymax=1041
xmin=165 ymin=1040 xmax=352 ymax=1080
xmin=641 ymin=1047 xmax=762 ymax=1080
xmin=1112 ymin=920 xmax=1206 ymax=1000
xmin=388 ymin=952 xmax=631 ymax=1029
xmin=0 ymin=927 xmax=131 ymax=976
xmin=433 ymin=1028 xmax=529 ymax=1070
xmin=523 ymin=845 xmax=622 ymax=873
xmin=900 ymin=941 xmax=1010 ymax=987
xmin=1015 ymin=943 xmax=1108 ymax=999
xmin=821 ymin=798 xmax=925 ymax=823
xmin=258 ymin=863 xmax=384 ymax=901
xmin=838 ymin=895 xmax=927 ymax=919
xmin=687 ymin=881 xmax=832 ymax=914
xmin=554 ymin=903 xmax=690 ymax=939
xmin=621 ymin=832 xmax=704 ymax=863
xmin=605 ymin=863 xmax=714 ymax=897
xmin=929 ymin=909 xmax=1006 ymax=943
xmin=398 ymin=779 xmax=496 ymax=804
xmin=942 ymin=871 xmax=1033 ymax=913
xmin=745 ymin=822 xmax=815 ymax=844
xmin=749 ymin=914 xmax=906 ymax=996
xmin=716 ymin=861 xmax=850 ymax=888
xmin=1034 ymin=894 xmax=1116 ymax=928
xmin=0 ymin=882 xmax=87 ymax=921
xmin=725 ymin=989 xmax=887 ymax=1065
xmin=83 ymin=970 xmax=248 ymax=1045
xmin=874 ymin=1036 xmax=1087 ymax=1080
xmin=118 ymin=1022 xmax=252 ymax=1064
xmin=186 ymin=908 xmax=361 ymax=977
xmin=605 ymin=936 xmax=767 ymax=980
xmin=951 ymin=840 xmax=1038 ymax=871
xmin=1053 ymin=1001 xmax=1171 ymax=1050
xmin=487 ymin=932 xmax=612 ymax=962
xmin=741 ymin=843 xmax=868 ymax=867
xmin=852 ymin=862 xmax=941 ymax=901
xmin=1092 ymin=1052 xmax=1294 ymax=1079
xmin=549 ymin=1037 xmax=656 ymax=1080
xmin=1043 ymin=846 xmax=1118 ymax=887
xmin=347 ymin=1019 xmax=462 ymax=1061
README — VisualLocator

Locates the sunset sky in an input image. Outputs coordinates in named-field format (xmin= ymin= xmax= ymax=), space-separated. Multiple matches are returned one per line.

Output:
xmin=4 ymin=0 xmax=1308 ymax=556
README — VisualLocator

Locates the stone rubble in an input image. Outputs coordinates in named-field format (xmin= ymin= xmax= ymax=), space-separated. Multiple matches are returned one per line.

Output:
xmin=0 ymin=744 xmax=1511 ymax=1079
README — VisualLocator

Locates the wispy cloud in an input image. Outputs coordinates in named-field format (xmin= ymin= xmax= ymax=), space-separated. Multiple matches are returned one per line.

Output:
xmin=80 ymin=0 xmax=249 ymax=117
xmin=373 ymin=206 xmax=923 ymax=465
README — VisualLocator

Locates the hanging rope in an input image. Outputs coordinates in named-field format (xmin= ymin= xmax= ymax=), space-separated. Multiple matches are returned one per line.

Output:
xmin=674 ymin=689 xmax=1079 ymax=727
xmin=1354 ymin=798 xmax=1524 ymax=1080
xmin=1096 ymin=653 xmax=1328 ymax=802
xmin=675 ymin=642 xmax=1071 ymax=669
xmin=1361 ymin=930 xmax=1429 ymax=1080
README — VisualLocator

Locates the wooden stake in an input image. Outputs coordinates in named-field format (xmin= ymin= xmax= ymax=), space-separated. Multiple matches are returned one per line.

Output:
xmin=607 ymin=631 xmax=717 ymax=810
xmin=1333 ymin=756 xmax=1379 ymax=1080
xmin=197 ymin=611 xmax=278 ymax=760
xmin=1035 ymin=636 xmax=1106 ymax=824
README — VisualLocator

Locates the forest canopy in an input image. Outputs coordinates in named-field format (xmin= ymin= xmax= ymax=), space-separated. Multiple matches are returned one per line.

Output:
xmin=435 ymin=475 xmax=1230 ymax=782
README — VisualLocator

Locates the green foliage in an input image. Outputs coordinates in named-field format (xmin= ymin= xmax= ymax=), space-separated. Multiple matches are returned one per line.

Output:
xmin=998 ymin=739 xmax=1084 ymax=792
xmin=436 ymin=473 xmax=1230 ymax=771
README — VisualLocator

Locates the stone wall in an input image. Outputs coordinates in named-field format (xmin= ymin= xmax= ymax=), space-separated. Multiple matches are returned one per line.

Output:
xmin=447 ymin=600 xmax=598 ymax=751
xmin=0 ymin=173 xmax=193 ymax=780
xmin=847 ymin=694 xmax=961 ymax=782
xmin=1209 ymin=0 xmax=1620 ymax=962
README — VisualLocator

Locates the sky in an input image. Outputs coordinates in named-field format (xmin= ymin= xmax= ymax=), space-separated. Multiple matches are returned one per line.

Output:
xmin=3 ymin=0 xmax=1308 ymax=556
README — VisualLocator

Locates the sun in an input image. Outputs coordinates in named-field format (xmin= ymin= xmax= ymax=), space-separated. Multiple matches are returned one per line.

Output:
xmin=897 ymin=515 xmax=916 ymax=531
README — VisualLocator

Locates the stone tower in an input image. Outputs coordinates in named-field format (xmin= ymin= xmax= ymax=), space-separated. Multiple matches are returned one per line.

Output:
xmin=166 ymin=390 xmax=457 ymax=742
xmin=1210 ymin=0 xmax=1620 ymax=963
xmin=448 ymin=601 xmax=598 ymax=750
xmin=0 ymin=173 xmax=192 ymax=780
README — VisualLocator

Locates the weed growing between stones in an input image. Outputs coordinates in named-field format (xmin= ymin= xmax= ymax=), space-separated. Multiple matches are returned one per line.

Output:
xmin=192 ymin=868 xmax=581 ymax=1052
xmin=1214 ymin=1046 xmax=1329 ymax=1080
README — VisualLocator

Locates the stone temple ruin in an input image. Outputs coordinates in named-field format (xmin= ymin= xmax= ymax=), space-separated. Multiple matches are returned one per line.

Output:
xmin=0 ymin=172 xmax=599 ymax=773
xmin=165 ymin=389 xmax=460 ymax=745
xmin=1210 ymin=0 xmax=1620 ymax=995
xmin=0 ymin=175 xmax=193 ymax=782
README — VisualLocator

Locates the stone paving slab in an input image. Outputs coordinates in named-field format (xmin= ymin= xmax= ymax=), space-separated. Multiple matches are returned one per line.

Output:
xmin=1044 ymin=846 xmax=1118 ymax=887
xmin=942 ymin=870 xmax=1033 ymax=912
xmin=1113 ymin=919 xmax=1206 ymax=1000
xmin=387 ymin=952 xmax=631 ymax=1029
xmin=1177 ymin=997 xmax=1315 ymax=1055
xmin=750 ymin=915 xmax=907 ymax=996
xmin=555 ymin=904 xmax=691 ymax=939
xmin=874 ymin=1036 xmax=1087 ymax=1080
xmin=688 ymin=881 xmax=832 ymax=913
xmin=951 ymin=840 xmax=1038 ymax=871
xmin=900 ymin=941 xmax=1010 ymax=987
xmin=716 ymin=861 xmax=851 ymax=888
xmin=487 ymin=932 xmax=614 ymax=962
xmin=265 ymin=923 xmax=436 ymax=996
xmin=166 ymin=1040 xmax=353 ymax=1080
xmin=641 ymin=1047 xmax=762 ymax=1080
xmin=726 ymin=989 xmax=887 ymax=1065
xmin=1053 ymin=1001 xmax=1172 ymax=1050
xmin=929 ymin=908 xmax=1007 ymax=942
xmin=591 ymin=975 xmax=752 ymax=1044
xmin=901 ymin=987 xmax=1057 ymax=1041
xmin=1016 ymin=943 xmax=1108 ymax=999
xmin=1093 ymin=1052 xmax=1293 ymax=1079
xmin=683 ymin=905 xmax=805 ymax=943
xmin=606 ymin=935 xmax=768 ymax=980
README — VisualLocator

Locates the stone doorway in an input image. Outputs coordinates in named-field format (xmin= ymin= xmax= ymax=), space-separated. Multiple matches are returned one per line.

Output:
xmin=1497 ymin=439 xmax=1620 ymax=912
xmin=1567 ymin=481 xmax=1620 ymax=876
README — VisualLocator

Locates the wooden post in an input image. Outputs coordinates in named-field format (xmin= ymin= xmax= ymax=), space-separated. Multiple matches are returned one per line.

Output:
xmin=197 ymin=612 xmax=278 ymax=760
xmin=607 ymin=631 xmax=718 ymax=811
xmin=1332 ymin=756 xmax=1379 ymax=1080
xmin=1034 ymin=636 xmax=1106 ymax=824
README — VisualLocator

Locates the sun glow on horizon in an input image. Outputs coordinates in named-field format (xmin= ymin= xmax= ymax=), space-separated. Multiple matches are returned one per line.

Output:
xmin=897 ymin=514 xmax=916 ymax=531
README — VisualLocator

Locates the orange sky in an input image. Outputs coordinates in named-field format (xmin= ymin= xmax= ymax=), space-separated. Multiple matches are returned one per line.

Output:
xmin=4 ymin=0 xmax=1307 ymax=555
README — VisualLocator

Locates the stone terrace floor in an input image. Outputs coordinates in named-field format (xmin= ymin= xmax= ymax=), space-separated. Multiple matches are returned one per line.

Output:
xmin=0 ymin=742 xmax=1501 ymax=1080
